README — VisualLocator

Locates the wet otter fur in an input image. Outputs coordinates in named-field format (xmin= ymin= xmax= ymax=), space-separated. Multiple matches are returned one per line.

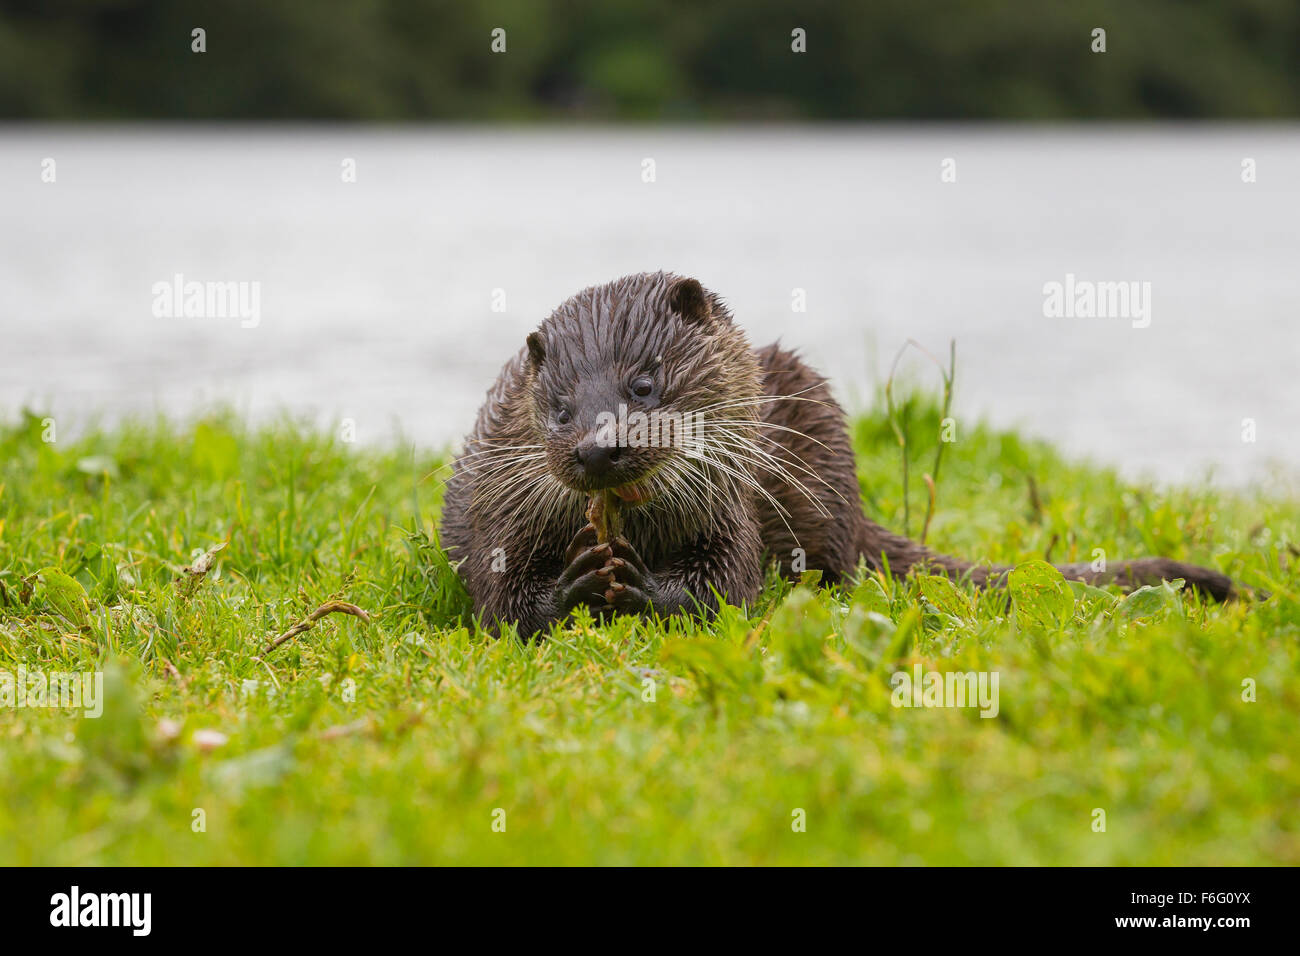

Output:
xmin=440 ymin=272 xmax=1234 ymax=635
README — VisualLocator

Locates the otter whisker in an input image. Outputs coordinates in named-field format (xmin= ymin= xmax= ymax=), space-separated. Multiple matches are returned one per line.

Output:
xmin=448 ymin=453 xmax=549 ymax=496
xmin=472 ymin=454 xmax=553 ymax=502
xmin=457 ymin=452 xmax=549 ymax=479
xmin=425 ymin=446 xmax=548 ymax=487
xmin=425 ymin=443 xmax=546 ymax=475
xmin=687 ymin=434 xmax=829 ymax=521
xmin=702 ymin=416 xmax=836 ymax=453
xmin=502 ymin=472 xmax=571 ymax=547
xmin=690 ymin=385 xmax=832 ymax=416
xmin=697 ymin=423 xmax=846 ymax=502
xmin=495 ymin=463 xmax=558 ymax=512
xmin=684 ymin=438 xmax=797 ymax=527
xmin=695 ymin=429 xmax=838 ymax=517
xmin=659 ymin=451 xmax=725 ymax=534
xmin=749 ymin=430 xmax=833 ymax=475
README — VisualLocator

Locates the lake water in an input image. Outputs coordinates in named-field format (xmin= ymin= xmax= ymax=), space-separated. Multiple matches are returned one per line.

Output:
xmin=1 ymin=126 xmax=1296 ymax=485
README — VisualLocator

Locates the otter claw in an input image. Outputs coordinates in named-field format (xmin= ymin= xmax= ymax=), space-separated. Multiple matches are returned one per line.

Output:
xmin=563 ymin=524 xmax=600 ymax=564
xmin=608 ymin=536 xmax=650 ymax=575
xmin=603 ymin=583 xmax=653 ymax=615
xmin=603 ymin=554 xmax=647 ymax=590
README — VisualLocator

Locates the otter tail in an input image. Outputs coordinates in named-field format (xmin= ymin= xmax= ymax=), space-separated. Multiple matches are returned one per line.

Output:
xmin=856 ymin=520 xmax=1235 ymax=602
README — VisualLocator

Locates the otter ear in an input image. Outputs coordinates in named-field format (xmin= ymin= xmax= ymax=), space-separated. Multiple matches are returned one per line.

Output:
xmin=526 ymin=331 xmax=545 ymax=367
xmin=668 ymin=277 xmax=712 ymax=326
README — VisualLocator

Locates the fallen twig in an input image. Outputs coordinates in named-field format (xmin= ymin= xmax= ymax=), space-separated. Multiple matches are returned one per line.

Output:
xmin=262 ymin=600 xmax=371 ymax=655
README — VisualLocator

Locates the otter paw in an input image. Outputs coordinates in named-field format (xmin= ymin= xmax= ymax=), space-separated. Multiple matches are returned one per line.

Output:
xmin=603 ymin=535 xmax=651 ymax=588
xmin=598 ymin=580 xmax=656 ymax=617
xmin=555 ymin=539 xmax=617 ymax=613
xmin=562 ymin=523 xmax=600 ymax=564
xmin=558 ymin=528 xmax=657 ymax=618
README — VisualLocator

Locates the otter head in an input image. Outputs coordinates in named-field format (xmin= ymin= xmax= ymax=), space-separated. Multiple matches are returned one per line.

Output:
xmin=524 ymin=272 xmax=763 ymax=511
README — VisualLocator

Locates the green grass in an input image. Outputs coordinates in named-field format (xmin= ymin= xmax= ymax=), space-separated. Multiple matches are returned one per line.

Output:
xmin=0 ymin=401 xmax=1297 ymax=865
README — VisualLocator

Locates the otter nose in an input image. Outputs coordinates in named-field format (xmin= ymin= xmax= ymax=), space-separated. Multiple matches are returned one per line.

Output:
xmin=575 ymin=439 xmax=622 ymax=477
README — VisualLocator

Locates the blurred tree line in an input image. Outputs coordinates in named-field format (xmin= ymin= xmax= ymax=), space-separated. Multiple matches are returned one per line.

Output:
xmin=1 ymin=0 xmax=1297 ymax=120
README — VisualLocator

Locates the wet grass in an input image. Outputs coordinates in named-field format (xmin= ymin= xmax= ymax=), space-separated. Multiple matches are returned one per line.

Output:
xmin=0 ymin=402 xmax=1296 ymax=865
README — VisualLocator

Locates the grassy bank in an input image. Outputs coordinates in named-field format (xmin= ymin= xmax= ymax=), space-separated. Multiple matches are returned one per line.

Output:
xmin=0 ymin=404 xmax=1296 ymax=865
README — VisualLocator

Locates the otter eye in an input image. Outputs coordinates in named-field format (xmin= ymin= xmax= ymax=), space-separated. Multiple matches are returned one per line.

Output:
xmin=556 ymin=407 xmax=571 ymax=425
xmin=630 ymin=376 xmax=654 ymax=398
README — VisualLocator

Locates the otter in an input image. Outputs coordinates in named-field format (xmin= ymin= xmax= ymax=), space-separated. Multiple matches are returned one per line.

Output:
xmin=440 ymin=272 xmax=1234 ymax=635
